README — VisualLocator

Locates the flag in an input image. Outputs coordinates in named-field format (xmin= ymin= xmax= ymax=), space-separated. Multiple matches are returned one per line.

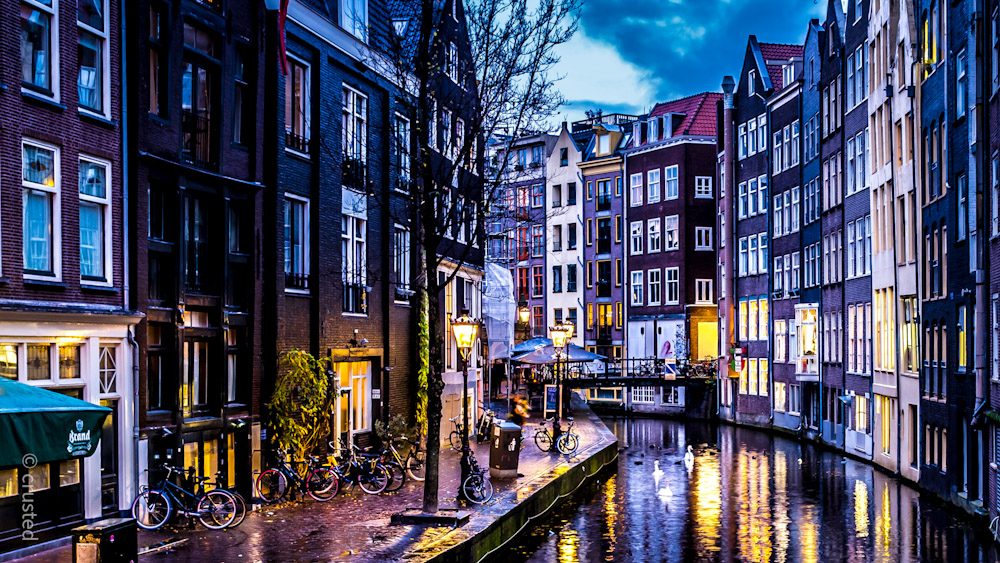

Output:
xmin=278 ymin=0 xmax=290 ymax=75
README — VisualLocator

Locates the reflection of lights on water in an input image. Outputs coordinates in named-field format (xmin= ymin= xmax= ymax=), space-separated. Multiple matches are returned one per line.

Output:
xmin=736 ymin=448 xmax=772 ymax=562
xmin=799 ymin=505 xmax=819 ymax=563
xmin=854 ymin=480 xmax=870 ymax=539
xmin=556 ymin=528 xmax=579 ymax=562
xmin=875 ymin=481 xmax=892 ymax=561
xmin=602 ymin=475 xmax=618 ymax=557
xmin=773 ymin=450 xmax=790 ymax=562
xmin=691 ymin=451 xmax=721 ymax=556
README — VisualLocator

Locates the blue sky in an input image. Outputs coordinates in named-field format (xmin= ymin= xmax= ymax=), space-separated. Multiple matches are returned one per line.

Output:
xmin=552 ymin=0 xmax=827 ymax=121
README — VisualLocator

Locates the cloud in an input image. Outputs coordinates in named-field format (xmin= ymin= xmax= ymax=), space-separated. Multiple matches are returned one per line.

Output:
xmin=555 ymin=0 xmax=826 ymax=120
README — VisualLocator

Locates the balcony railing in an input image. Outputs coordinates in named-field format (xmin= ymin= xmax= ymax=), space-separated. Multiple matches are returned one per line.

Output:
xmin=596 ymin=280 xmax=611 ymax=298
xmin=343 ymin=157 xmax=368 ymax=192
xmin=181 ymin=110 xmax=215 ymax=168
xmin=596 ymin=193 xmax=612 ymax=211
xmin=286 ymin=131 xmax=310 ymax=154
xmin=285 ymin=271 xmax=310 ymax=291
xmin=344 ymin=283 xmax=368 ymax=314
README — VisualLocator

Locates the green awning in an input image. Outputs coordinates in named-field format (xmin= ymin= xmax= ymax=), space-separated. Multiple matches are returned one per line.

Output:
xmin=0 ymin=378 xmax=111 ymax=468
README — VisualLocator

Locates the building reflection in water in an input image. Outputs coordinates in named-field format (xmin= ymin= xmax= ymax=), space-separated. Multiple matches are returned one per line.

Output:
xmin=516 ymin=419 xmax=995 ymax=563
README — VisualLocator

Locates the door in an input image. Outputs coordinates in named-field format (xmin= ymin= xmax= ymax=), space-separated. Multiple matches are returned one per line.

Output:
xmin=100 ymin=399 xmax=118 ymax=516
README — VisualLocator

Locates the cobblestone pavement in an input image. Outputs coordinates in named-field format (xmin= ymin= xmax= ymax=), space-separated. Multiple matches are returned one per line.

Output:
xmin=19 ymin=396 xmax=611 ymax=563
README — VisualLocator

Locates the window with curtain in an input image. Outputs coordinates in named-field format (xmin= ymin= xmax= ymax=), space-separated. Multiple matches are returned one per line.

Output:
xmin=80 ymin=157 xmax=110 ymax=282
xmin=285 ymin=197 xmax=310 ymax=290
xmin=23 ymin=141 xmax=58 ymax=277
xmin=285 ymin=57 xmax=311 ymax=153
xmin=21 ymin=1 xmax=54 ymax=92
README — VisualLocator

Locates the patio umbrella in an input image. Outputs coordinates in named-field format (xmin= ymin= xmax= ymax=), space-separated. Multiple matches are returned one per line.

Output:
xmin=512 ymin=337 xmax=551 ymax=355
xmin=0 ymin=378 xmax=111 ymax=467
xmin=512 ymin=344 xmax=606 ymax=365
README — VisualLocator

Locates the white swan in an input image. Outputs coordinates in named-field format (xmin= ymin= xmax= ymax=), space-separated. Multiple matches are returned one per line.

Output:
xmin=657 ymin=481 xmax=672 ymax=503
xmin=684 ymin=445 xmax=694 ymax=471
xmin=652 ymin=459 xmax=664 ymax=485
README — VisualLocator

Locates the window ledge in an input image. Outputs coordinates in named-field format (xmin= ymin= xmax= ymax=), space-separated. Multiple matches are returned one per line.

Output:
xmin=342 ymin=312 xmax=368 ymax=318
xmin=81 ymin=284 xmax=120 ymax=294
xmin=79 ymin=110 xmax=117 ymax=129
xmin=23 ymin=278 xmax=68 ymax=289
xmin=21 ymin=89 xmax=65 ymax=111
xmin=284 ymin=147 xmax=312 ymax=161
xmin=284 ymin=288 xmax=311 ymax=296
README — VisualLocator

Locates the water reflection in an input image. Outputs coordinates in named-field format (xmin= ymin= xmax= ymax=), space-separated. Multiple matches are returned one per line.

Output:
xmin=508 ymin=418 xmax=995 ymax=562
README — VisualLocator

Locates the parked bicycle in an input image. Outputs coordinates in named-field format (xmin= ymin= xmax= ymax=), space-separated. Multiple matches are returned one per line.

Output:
xmin=377 ymin=434 xmax=426 ymax=490
xmin=329 ymin=440 xmax=391 ymax=495
xmin=476 ymin=406 xmax=497 ymax=442
xmin=461 ymin=451 xmax=493 ymax=504
xmin=131 ymin=464 xmax=238 ymax=530
xmin=205 ymin=470 xmax=247 ymax=528
xmin=448 ymin=414 xmax=469 ymax=451
xmin=534 ymin=417 xmax=580 ymax=454
xmin=256 ymin=449 xmax=339 ymax=503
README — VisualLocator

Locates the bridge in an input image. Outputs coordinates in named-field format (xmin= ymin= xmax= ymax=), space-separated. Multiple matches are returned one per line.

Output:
xmin=545 ymin=358 xmax=718 ymax=389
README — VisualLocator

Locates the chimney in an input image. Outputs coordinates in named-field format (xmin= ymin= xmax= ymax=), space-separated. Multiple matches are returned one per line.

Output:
xmin=720 ymin=75 xmax=737 ymax=376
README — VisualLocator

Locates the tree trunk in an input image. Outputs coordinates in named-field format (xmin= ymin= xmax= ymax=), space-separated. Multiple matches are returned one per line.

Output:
xmin=422 ymin=273 xmax=446 ymax=513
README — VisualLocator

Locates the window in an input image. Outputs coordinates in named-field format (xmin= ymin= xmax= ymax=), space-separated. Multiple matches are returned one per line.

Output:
xmin=232 ymin=46 xmax=252 ymax=145
xmin=568 ymin=223 xmax=577 ymax=249
xmin=696 ymin=279 xmax=713 ymax=304
xmin=695 ymin=227 xmax=713 ymax=250
xmin=647 ymin=218 xmax=661 ymax=253
xmin=748 ymin=358 xmax=758 ymax=394
xmin=739 ymin=300 xmax=749 ymax=341
xmin=23 ymin=141 xmax=59 ymax=278
xmin=567 ymin=264 xmax=578 ymax=292
xmin=597 ymin=134 xmax=610 ymax=155
xmin=665 ymin=215 xmax=679 ymax=251
xmin=532 ymin=265 xmax=543 ymax=297
xmin=447 ymin=42 xmax=458 ymax=82
xmin=148 ymin=4 xmax=166 ymax=116
xmin=738 ymin=237 xmax=748 ymax=277
xmin=791 ymin=187 xmax=800 ymax=232
xmin=664 ymin=166 xmax=679 ymax=199
xmin=552 ymin=265 xmax=562 ymax=293
xmin=428 ymin=98 xmax=437 ymax=149
xmin=284 ymin=196 xmax=310 ymax=291
xmin=341 ymin=212 xmax=367 ymax=315
xmin=992 ymin=154 xmax=999 ymax=237
xmin=665 ymin=267 xmax=679 ymax=304
xmin=855 ymin=395 xmax=868 ymax=434
xmin=774 ymin=194 xmax=784 ymax=236
xmin=285 ymin=57 xmax=311 ymax=153
xmin=630 ymin=221 xmax=643 ymax=255
xmin=630 ymin=173 xmax=643 ymax=206
xmin=647 ymin=169 xmax=661 ymax=203
xmin=393 ymin=226 xmax=410 ymax=300
xmin=78 ymin=0 xmax=108 ymax=114
xmin=532 ymin=225 xmax=544 ymax=256
xmin=748 ymin=236 xmax=758 ymax=275
xmin=695 ymin=176 xmax=712 ymax=198
xmin=759 ymin=297 xmax=769 ymax=340
xmin=21 ymin=0 xmax=55 ymax=94
xmin=341 ymin=0 xmax=368 ymax=40
xmin=567 ymin=182 xmax=577 ymax=205
xmin=956 ymin=50 xmax=967 ymax=119
xmin=79 ymin=157 xmax=111 ymax=283
xmin=738 ymin=124 xmax=748 ymax=159
xmin=958 ymin=174 xmax=968 ymax=241
xmin=552 ymin=225 xmax=562 ymax=251
xmin=630 ymin=271 xmax=644 ymax=306
xmin=180 ymin=24 xmax=218 ymax=168
xmin=552 ymin=184 xmax=562 ymax=208
xmin=758 ymin=359 xmax=768 ymax=396
xmin=959 ymin=305 xmax=968 ymax=371
xmin=531 ymin=184 xmax=544 ymax=208
xmin=393 ymin=115 xmax=411 ymax=191
xmin=738 ymin=182 xmax=748 ymax=218
xmin=748 ymin=69 xmax=756 ymax=96
xmin=775 ymin=320 xmax=787 ymax=362
xmin=647 ymin=269 xmax=662 ymax=306
xmin=560 ymin=147 xmax=568 ymax=166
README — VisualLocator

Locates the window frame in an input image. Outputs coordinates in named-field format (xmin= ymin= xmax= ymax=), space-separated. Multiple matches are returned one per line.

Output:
xmin=22 ymin=139 xmax=62 ymax=281
xmin=78 ymin=155 xmax=113 ymax=286
xmin=284 ymin=194 xmax=311 ymax=294
xmin=20 ymin=0 xmax=60 ymax=100
xmin=77 ymin=0 xmax=110 ymax=117
xmin=285 ymin=54 xmax=312 ymax=157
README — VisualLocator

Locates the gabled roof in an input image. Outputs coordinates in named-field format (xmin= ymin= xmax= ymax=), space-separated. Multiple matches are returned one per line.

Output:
xmin=759 ymin=43 xmax=804 ymax=92
xmin=648 ymin=92 xmax=722 ymax=136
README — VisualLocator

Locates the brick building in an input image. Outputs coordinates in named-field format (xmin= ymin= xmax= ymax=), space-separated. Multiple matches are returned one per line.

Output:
xmin=126 ymin=0 xmax=265 ymax=499
xmin=0 ymin=0 xmax=139 ymax=552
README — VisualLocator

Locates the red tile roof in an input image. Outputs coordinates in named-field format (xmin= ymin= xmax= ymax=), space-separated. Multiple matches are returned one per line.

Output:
xmin=759 ymin=42 xmax=804 ymax=91
xmin=649 ymin=92 xmax=722 ymax=137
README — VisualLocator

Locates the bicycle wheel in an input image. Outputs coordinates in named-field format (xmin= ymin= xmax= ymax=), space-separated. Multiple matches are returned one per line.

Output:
xmin=307 ymin=468 xmax=340 ymax=501
xmin=358 ymin=464 xmax=389 ymax=494
xmin=383 ymin=461 xmax=406 ymax=492
xmin=406 ymin=451 xmax=426 ymax=481
xmin=557 ymin=432 xmax=580 ymax=455
xmin=449 ymin=431 xmax=464 ymax=451
xmin=197 ymin=490 xmax=237 ymax=529
xmin=256 ymin=469 xmax=288 ymax=503
xmin=229 ymin=492 xmax=248 ymax=527
xmin=131 ymin=489 xmax=172 ymax=530
xmin=462 ymin=473 xmax=494 ymax=504
xmin=534 ymin=430 xmax=552 ymax=452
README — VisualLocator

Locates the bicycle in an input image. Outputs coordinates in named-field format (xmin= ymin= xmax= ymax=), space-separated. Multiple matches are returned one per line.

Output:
xmin=476 ymin=406 xmax=497 ymax=442
xmin=991 ymin=515 xmax=1000 ymax=544
xmin=448 ymin=414 xmax=468 ymax=451
xmin=461 ymin=451 xmax=493 ymax=504
xmin=534 ymin=418 xmax=580 ymax=454
xmin=131 ymin=464 xmax=238 ymax=530
xmin=329 ymin=440 xmax=391 ymax=495
xmin=256 ymin=449 xmax=339 ymax=503
xmin=205 ymin=470 xmax=247 ymax=528
xmin=377 ymin=434 xmax=426 ymax=489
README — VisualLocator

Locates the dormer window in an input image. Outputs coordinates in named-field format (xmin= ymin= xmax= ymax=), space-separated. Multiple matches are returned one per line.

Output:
xmin=783 ymin=63 xmax=794 ymax=86
xmin=748 ymin=69 xmax=756 ymax=96
xmin=649 ymin=118 xmax=658 ymax=141
xmin=597 ymin=134 xmax=610 ymax=155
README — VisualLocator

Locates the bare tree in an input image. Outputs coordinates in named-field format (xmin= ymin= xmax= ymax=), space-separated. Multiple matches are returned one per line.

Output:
xmin=381 ymin=0 xmax=582 ymax=513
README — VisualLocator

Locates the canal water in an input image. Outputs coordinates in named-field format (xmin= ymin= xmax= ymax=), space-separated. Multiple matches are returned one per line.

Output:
xmin=507 ymin=417 xmax=998 ymax=562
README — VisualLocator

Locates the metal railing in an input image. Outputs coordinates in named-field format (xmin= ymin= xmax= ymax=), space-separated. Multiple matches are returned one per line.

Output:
xmin=285 ymin=272 xmax=310 ymax=291
xmin=286 ymin=131 xmax=310 ymax=153
xmin=181 ymin=111 xmax=214 ymax=168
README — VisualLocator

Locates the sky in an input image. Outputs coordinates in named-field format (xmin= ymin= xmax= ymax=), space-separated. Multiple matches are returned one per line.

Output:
xmin=552 ymin=0 xmax=828 ymax=122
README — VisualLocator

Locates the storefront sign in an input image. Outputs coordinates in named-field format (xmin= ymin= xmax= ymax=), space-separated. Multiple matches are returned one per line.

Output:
xmin=67 ymin=419 xmax=95 ymax=456
xmin=543 ymin=384 xmax=558 ymax=418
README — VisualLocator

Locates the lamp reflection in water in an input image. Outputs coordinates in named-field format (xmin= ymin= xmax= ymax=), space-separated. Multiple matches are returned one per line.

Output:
xmin=736 ymin=447 xmax=772 ymax=563
xmin=690 ymin=446 xmax=721 ymax=557
xmin=602 ymin=475 xmax=618 ymax=558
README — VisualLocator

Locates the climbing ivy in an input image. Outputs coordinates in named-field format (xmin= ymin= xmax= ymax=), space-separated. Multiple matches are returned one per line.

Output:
xmin=415 ymin=278 xmax=429 ymax=436
xmin=269 ymin=349 xmax=335 ymax=460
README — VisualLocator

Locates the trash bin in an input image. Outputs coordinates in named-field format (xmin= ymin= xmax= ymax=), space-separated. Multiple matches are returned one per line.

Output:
xmin=490 ymin=421 xmax=522 ymax=479
xmin=72 ymin=517 xmax=137 ymax=563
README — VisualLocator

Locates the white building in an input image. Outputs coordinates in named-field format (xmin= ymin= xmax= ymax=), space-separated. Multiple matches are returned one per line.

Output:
xmin=546 ymin=123 xmax=585 ymax=347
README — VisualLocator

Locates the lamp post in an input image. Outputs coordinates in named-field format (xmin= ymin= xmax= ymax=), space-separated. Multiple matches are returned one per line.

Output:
xmin=451 ymin=309 xmax=479 ymax=499
xmin=549 ymin=322 xmax=572 ymax=445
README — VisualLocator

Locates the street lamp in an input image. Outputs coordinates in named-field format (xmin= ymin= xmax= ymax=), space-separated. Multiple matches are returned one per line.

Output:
xmin=451 ymin=309 xmax=479 ymax=499
xmin=517 ymin=303 xmax=531 ymax=326
xmin=549 ymin=322 xmax=572 ymax=445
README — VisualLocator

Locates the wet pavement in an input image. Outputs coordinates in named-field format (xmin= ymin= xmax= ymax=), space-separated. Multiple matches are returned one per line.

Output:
xmin=18 ymin=397 xmax=612 ymax=563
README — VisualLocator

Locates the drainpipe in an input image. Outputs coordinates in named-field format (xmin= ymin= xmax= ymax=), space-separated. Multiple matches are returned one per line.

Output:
xmin=128 ymin=327 xmax=140 ymax=500
xmin=721 ymin=76 xmax=737 ymax=419
xmin=121 ymin=0 xmax=139 ymax=501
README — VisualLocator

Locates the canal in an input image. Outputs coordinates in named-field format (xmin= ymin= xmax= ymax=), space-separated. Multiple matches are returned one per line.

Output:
xmin=506 ymin=417 xmax=998 ymax=562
